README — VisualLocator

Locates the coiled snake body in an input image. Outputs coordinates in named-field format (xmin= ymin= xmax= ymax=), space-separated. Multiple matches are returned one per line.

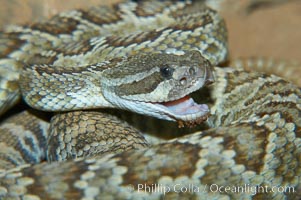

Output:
xmin=0 ymin=1 xmax=300 ymax=199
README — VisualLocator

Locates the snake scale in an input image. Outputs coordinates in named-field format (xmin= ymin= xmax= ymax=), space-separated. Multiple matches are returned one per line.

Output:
xmin=0 ymin=0 xmax=300 ymax=199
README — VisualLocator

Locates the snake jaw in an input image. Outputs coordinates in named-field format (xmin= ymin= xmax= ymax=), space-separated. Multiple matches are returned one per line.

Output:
xmin=102 ymin=85 xmax=210 ymax=125
xmin=154 ymin=95 xmax=210 ymax=125
xmin=161 ymin=96 xmax=209 ymax=116
xmin=102 ymin=70 xmax=212 ymax=126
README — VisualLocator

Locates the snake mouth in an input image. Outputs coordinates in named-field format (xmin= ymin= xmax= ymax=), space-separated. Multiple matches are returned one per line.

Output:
xmin=155 ymin=95 xmax=210 ymax=127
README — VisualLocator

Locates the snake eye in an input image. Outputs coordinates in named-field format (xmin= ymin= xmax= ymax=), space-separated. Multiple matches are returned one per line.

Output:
xmin=160 ymin=66 xmax=174 ymax=79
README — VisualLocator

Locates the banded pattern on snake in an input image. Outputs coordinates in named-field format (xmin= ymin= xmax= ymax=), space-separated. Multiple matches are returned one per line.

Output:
xmin=0 ymin=0 xmax=300 ymax=199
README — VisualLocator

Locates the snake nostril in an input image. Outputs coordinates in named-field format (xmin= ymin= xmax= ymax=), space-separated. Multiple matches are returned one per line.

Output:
xmin=180 ymin=77 xmax=187 ymax=85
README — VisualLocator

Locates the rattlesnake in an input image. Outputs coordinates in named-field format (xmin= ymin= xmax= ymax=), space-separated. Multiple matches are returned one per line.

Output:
xmin=0 ymin=1 xmax=300 ymax=199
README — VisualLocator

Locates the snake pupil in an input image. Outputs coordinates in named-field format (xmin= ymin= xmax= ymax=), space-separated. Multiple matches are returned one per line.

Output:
xmin=160 ymin=66 xmax=174 ymax=79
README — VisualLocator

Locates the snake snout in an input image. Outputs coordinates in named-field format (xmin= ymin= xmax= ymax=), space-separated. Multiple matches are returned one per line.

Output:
xmin=204 ymin=65 xmax=215 ymax=86
xmin=177 ymin=66 xmax=199 ymax=86
xmin=180 ymin=63 xmax=213 ymax=87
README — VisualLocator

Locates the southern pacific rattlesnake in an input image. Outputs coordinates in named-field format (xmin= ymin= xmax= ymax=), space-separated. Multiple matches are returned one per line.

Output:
xmin=0 ymin=1 xmax=300 ymax=199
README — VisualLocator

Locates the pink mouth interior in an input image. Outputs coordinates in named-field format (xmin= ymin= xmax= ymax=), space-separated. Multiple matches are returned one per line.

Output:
xmin=162 ymin=95 xmax=208 ymax=115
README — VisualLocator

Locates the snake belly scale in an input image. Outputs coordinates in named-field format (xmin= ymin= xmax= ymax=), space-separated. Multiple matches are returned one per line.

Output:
xmin=0 ymin=0 xmax=300 ymax=199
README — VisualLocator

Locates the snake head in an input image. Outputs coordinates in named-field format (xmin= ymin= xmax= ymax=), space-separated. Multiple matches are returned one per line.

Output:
xmin=101 ymin=50 xmax=214 ymax=126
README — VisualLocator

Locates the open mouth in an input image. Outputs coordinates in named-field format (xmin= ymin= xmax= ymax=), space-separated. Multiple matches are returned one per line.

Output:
xmin=162 ymin=95 xmax=208 ymax=115
xmin=155 ymin=95 xmax=210 ymax=127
